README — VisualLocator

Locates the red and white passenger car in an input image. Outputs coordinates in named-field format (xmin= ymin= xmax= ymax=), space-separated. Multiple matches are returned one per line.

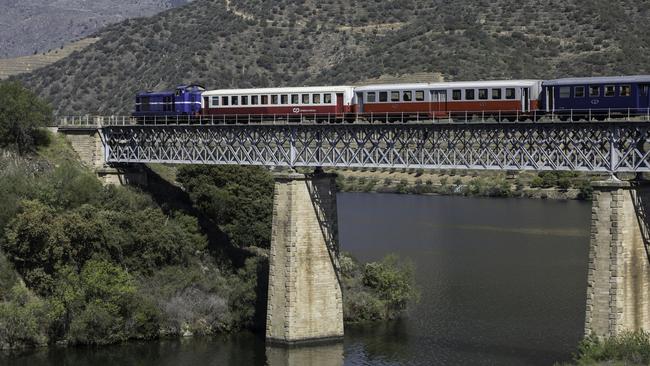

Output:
xmin=354 ymin=80 xmax=542 ymax=119
xmin=201 ymin=86 xmax=355 ymax=122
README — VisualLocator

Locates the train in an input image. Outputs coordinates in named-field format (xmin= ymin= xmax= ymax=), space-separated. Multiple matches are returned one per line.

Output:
xmin=133 ymin=75 xmax=650 ymax=123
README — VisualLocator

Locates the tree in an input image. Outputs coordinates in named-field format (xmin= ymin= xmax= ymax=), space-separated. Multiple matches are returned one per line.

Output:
xmin=0 ymin=81 xmax=52 ymax=154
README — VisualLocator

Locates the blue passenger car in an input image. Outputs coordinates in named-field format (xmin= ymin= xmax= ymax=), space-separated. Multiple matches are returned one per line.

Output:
xmin=541 ymin=76 xmax=650 ymax=118
xmin=133 ymin=85 xmax=205 ymax=120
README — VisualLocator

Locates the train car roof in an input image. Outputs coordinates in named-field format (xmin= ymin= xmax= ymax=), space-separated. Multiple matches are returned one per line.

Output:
xmin=202 ymin=86 xmax=353 ymax=95
xmin=543 ymin=75 xmax=650 ymax=86
xmin=354 ymin=80 xmax=542 ymax=91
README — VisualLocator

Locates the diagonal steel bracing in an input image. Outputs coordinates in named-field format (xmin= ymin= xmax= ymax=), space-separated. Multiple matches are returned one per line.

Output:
xmin=101 ymin=122 xmax=650 ymax=173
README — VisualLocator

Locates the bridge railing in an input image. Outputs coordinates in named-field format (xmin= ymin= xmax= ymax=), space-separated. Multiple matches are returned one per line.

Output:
xmin=58 ymin=108 xmax=650 ymax=127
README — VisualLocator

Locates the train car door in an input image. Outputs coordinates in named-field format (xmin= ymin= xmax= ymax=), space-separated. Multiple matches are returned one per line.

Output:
xmin=431 ymin=90 xmax=447 ymax=114
xmin=545 ymin=86 xmax=555 ymax=112
xmin=521 ymin=87 xmax=530 ymax=112
xmin=639 ymin=84 xmax=650 ymax=110
xmin=336 ymin=93 xmax=344 ymax=114
xmin=355 ymin=92 xmax=364 ymax=113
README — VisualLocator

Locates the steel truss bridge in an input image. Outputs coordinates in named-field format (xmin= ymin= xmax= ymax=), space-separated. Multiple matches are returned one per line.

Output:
xmin=59 ymin=117 xmax=650 ymax=173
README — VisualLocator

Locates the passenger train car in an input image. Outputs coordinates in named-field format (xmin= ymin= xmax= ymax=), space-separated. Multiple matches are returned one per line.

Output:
xmin=133 ymin=75 xmax=650 ymax=122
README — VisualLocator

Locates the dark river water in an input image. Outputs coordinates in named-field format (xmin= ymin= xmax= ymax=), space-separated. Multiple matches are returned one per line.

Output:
xmin=2 ymin=193 xmax=592 ymax=366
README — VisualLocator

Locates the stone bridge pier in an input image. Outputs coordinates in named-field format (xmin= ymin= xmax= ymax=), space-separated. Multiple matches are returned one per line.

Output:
xmin=586 ymin=180 xmax=650 ymax=338
xmin=266 ymin=172 xmax=344 ymax=345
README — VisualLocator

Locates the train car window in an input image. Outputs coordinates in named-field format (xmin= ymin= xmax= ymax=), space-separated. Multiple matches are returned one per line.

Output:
xmin=302 ymin=94 xmax=310 ymax=104
xmin=176 ymin=90 xmax=181 ymax=97
xmin=222 ymin=96 xmax=229 ymax=106
xmin=391 ymin=91 xmax=400 ymax=102
xmin=271 ymin=95 xmax=278 ymax=104
xmin=281 ymin=95 xmax=289 ymax=104
xmin=367 ymin=92 xmax=376 ymax=103
xmin=251 ymin=95 xmax=259 ymax=105
xmin=559 ymin=87 xmax=571 ymax=98
xmin=452 ymin=90 xmax=461 ymax=100
xmin=642 ymin=86 xmax=650 ymax=96
xmin=231 ymin=96 xmax=238 ymax=105
xmin=211 ymin=96 xmax=219 ymax=107
xmin=379 ymin=92 xmax=388 ymax=102
xmin=505 ymin=88 xmax=516 ymax=100
xmin=324 ymin=93 xmax=332 ymax=104
xmin=291 ymin=94 xmax=299 ymax=104
xmin=241 ymin=96 xmax=248 ymax=105
xmin=491 ymin=88 xmax=502 ymax=99
xmin=262 ymin=95 xmax=269 ymax=105
xmin=313 ymin=94 xmax=321 ymax=104
xmin=402 ymin=91 xmax=412 ymax=102
xmin=605 ymin=85 xmax=615 ymax=97
xmin=589 ymin=86 xmax=600 ymax=97
xmin=415 ymin=91 xmax=424 ymax=101
xmin=465 ymin=89 xmax=475 ymax=100
xmin=478 ymin=89 xmax=488 ymax=100
xmin=620 ymin=85 xmax=631 ymax=97
xmin=574 ymin=86 xmax=585 ymax=98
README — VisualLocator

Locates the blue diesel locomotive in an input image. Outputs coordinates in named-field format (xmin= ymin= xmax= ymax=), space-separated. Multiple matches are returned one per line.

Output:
xmin=133 ymin=85 xmax=204 ymax=120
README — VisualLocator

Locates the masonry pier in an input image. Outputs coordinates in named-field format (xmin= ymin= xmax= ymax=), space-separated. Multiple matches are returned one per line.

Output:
xmin=266 ymin=172 xmax=344 ymax=345
xmin=585 ymin=180 xmax=650 ymax=338
xmin=59 ymin=127 xmax=147 ymax=186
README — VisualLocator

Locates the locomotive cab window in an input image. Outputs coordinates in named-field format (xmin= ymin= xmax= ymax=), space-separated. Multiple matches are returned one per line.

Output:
xmin=415 ymin=91 xmax=424 ymax=101
xmin=559 ymin=87 xmax=571 ymax=98
xmin=403 ymin=91 xmax=412 ymax=102
xmin=391 ymin=91 xmax=400 ymax=102
xmin=620 ymin=85 xmax=631 ymax=97
xmin=379 ymin=92 xmax=388 ymax=102
xmin=491 ymin=88 xmax=502 ymax=99
xmin=589 ymin=86 xmax=600 ymax=97
xmin=452 ymin=90 xmax=461 ymax=101
xmin=478 ymin=89 xmax=488 ymax=100
xmin=465 ymin=89 xmax=475 ymax=100
xmin=222 ymin=96 xmax=229 ymax=106
xmin=505 ymin=88 xmax=516 ymax=100
xmin=302 ymin=94 xmax=309 ymax=104
xmin=251 ymin=95 xmax=259 ymax=105
xmin=575 ymin=86 xmax=585 ymax=98
xmin=366 ymin=92 xmax=376 ymax=103
xmin=605 ymin=85 xmax=615 ymax=97
xmin=313 ymin=94 xmax=321 ymax=104
xmin=324 ymin=94 xmax=332 ymax=104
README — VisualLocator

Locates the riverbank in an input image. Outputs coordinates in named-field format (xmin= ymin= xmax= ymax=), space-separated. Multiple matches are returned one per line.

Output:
xmin=326 ymin=168 xmax=603 ymax=200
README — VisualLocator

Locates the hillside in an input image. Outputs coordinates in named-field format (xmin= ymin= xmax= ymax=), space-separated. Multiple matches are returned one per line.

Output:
xmin=0 ymin=0 xmax=193 ymax=58
xmin=17 ymin=0 xmax=650 ymax=115
xmin=0 ymin=38 xmax=99 ymax=80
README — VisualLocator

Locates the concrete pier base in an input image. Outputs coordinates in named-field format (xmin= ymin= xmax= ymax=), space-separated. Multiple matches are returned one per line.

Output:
xmin=265 ymin=342 xmax=343 ymax=366
xmin=266 ymin=172 xmax=344 ymax=345
xmin=585 ymin=180 xmax=650 ymax=338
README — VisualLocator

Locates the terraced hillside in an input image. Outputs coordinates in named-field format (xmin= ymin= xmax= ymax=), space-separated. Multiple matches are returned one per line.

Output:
xmin=17 ymin=0 xmax=650 ymax=115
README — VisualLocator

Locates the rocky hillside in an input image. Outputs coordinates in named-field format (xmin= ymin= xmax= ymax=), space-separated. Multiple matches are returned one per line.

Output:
xmin=0 ymin=0 xmax=193 ymax=58
xmin=17 ymin=0 xmax=650 ymax=115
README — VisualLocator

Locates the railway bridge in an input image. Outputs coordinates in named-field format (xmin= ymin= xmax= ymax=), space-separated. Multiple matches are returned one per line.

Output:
xmin=57 ymin=116 xmax=650 ymax=345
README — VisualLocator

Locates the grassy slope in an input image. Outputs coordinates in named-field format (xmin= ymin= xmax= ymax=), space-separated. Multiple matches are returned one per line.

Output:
xmin=18 ymin=0 xmax=650 ymax=115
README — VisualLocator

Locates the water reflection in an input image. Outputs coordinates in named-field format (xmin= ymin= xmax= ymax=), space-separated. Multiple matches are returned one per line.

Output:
xmin=266 ymin=342 xmax=344 ymax=366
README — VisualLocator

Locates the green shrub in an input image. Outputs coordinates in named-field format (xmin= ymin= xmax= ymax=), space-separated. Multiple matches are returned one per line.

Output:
xmin=575 ymin=331 xmax=650 ymax=365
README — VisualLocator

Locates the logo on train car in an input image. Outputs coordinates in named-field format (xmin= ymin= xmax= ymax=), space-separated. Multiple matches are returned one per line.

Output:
xmin=591 ymin=99 xmax=600 ymax=105
xmin=292 ymin=108 xmax=318 ymax=113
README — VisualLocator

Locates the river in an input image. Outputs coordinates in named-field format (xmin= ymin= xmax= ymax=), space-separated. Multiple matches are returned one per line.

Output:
xmin=2 ymin=193 xmax=592 ymax=366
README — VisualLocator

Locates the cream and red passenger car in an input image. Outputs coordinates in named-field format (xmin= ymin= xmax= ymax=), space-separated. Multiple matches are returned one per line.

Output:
xmin=354 ymin=80 xmax=542 ymax=118
xmin=200 ymin=86 xmax=355 ymax=121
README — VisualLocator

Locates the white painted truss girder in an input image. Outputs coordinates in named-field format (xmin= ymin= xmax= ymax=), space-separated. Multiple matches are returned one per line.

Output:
xmin=101 ymin=123 xmax=650 ymax=173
